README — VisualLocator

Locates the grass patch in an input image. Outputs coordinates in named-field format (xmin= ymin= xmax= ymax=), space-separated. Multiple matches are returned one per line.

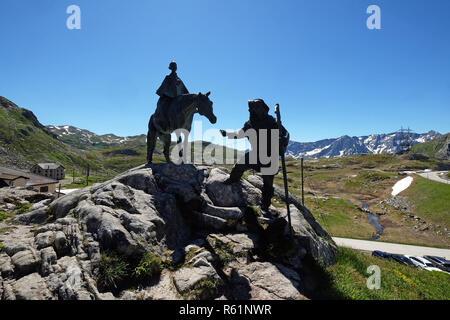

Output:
xmin=0 ymin=242 xmax=3 ymax=252
xmin=0 ymin=227 xmax=13 ymax=234
xmin=213 ymin=240 xmax=237 ymax=266
xmin=182 ymin=279 xmax=221 ymax=300
xmin=313 ymin=247 xmax=450 ymax=300
xmin=63 ymin=175 xmax=109 ymax=189
xmin=97 ymin=251 xmax=130 ymax=291
xmin=357 ymin=170 xmax=392 ymax=182
xmin=341 ymin=170 xmax=394 ymax=193
xmin=403 ymin=175 xmax=450 ymax=227
xmin=183 ymin=248 xmax=199 ymax=266
xmin=307 ymin=197 xmax=374 ymax=239
xmin=14 ymin=201 xmax=31 ymax=214
xmin=248 ymin=205 xmax=261 ymax=216
xmin=97 ymin=250 xmax=165 ymax=293
xmin=207 ymin=237 xmax=246 ymax=266
xmin=0 ymin=210 xmax=13 ymax=222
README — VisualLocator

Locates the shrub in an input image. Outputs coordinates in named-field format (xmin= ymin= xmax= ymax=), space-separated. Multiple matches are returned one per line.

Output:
xmin=0 ymin=242 xmax=3 ymax=252
xmin=134 ymin=252 xmax=162 ymax=281
xmin=97 ymin=252 xmax=130 ymax=291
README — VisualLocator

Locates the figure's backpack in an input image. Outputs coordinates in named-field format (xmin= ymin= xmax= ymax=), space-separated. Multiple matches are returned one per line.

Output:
xmin=279 ymin=123 xmax=290 ymax=156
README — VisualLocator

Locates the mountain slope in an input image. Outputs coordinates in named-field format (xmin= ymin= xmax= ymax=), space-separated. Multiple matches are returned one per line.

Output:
xmin=287 ymin=131 xmax=441 ymax=159
xmin=0 ymin=97 xmax=90 ymax=170
xmin=45 ymin=125 xmax=146 ymax=150
xmin=0 ymin=97 xmax=242 ymax=177
xmin=0 ymin=97 xmax=170 ymax=175
xmin=410 ymin=133 xmax=450 ymax=160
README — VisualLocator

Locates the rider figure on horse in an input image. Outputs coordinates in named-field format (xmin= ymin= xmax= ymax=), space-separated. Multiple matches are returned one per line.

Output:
xmin=155 ymin=61 xmax=189 ymax=131
xmin=147 ymin=62 xmax=216 ymax=164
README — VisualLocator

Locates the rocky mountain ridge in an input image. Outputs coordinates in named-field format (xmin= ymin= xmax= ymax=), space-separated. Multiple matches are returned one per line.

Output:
xmin=410 ymin=133 xmax=450 ymax=160
xmin=286 ymin=131 xmax=441 ymax=159
xmin=48 ymin=124 xmax=442 ymax=160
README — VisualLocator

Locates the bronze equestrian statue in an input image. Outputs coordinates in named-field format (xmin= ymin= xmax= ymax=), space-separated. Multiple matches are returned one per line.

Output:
xmin=147 ymin=62 xmax=217 ymax=163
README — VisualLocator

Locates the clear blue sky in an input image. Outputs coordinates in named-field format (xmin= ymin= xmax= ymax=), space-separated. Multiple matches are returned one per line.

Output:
xmin=1 ymin=0 xmax=449 ymax=143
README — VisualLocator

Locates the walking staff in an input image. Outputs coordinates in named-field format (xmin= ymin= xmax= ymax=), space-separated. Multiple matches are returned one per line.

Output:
xmin=274 ymin=104 xmax=293 ymax=237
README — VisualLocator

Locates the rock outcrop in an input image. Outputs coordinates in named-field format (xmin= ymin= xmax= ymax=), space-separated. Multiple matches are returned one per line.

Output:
xmin=435 ymin=134 xmax=450 ymax=160
xmin=0 ymin=163 xmax=336 ymax=300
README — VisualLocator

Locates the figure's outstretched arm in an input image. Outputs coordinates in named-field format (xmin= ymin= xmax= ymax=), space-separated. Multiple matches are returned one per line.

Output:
xmin=221 ymin=121 xmax=251 ymax=139
xmin=220 ymin=128 xmax=246 ymax=139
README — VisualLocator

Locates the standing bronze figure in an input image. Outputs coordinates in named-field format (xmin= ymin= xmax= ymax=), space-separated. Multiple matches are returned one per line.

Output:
xmin=147 ymin=62 xmax=217 ymax=163
xmin=220 ymin=99 xmax=290 ymax=211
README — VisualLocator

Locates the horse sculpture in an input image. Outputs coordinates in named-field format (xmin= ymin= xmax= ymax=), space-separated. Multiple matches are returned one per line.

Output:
xmin=147 ymin=92 xmax=217 ymax=163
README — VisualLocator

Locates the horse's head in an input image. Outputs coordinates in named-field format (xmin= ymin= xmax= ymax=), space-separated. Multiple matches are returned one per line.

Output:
xmin=196 ymin=92 xmax=217 ymax=124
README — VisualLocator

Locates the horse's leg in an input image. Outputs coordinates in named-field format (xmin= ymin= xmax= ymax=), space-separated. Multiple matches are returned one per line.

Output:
xmin=160 ymin=134 xmax=172 ymax=163
xmin=176 ymin=117 xmax=193 ymax=163
xmin=146 ymin=117 xmax=158 ymax=164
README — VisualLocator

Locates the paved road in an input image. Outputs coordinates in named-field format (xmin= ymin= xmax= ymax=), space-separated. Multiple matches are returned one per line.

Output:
xmin=417 ymin=171 xmax=450 ymax=184
xmin=333 ymin=237 xmax=450 ymax=259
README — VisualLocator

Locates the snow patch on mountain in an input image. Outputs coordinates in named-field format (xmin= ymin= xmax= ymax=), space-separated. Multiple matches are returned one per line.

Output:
xmin=45 ymin=125 xmax=146 ymax=148
xmin=305 ymin=144 xmax=331 ymax=156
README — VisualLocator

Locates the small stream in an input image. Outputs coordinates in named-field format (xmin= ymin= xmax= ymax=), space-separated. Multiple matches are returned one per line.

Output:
xmin=367 ymin=213 xmax=383 ymax=240
xmin=347 ymin=200 xmax=384 ymax=240
xmin=359 ymin=200 xmax=384 ymax=241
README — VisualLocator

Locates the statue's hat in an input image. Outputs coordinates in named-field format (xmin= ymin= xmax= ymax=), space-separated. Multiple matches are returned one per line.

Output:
xmin=248 ymin=99 xmax=269 ymax=113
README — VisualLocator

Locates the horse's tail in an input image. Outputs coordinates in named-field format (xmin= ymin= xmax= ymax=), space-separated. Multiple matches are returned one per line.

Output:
xmin=148 ymin=115 xmax=156 ymax=131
